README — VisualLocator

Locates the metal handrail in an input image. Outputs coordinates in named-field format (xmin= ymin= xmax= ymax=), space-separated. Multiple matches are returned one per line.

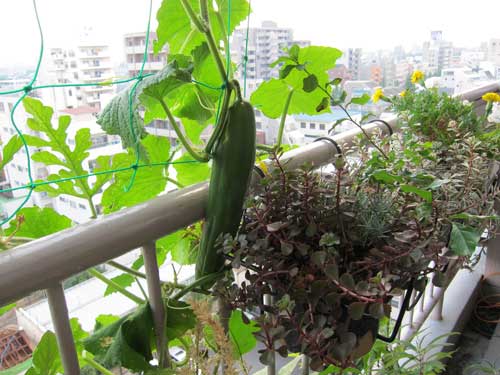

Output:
xmin=0 ymin=82 xmax=498 ymax=375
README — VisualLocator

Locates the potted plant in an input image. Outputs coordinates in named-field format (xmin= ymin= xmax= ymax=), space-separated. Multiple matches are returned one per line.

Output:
xmin=217 ymin=73 xmax=499 ymax=371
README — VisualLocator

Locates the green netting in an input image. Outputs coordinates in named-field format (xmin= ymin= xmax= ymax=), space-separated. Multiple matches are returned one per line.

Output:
xmin=0 ymin=0 xmax=250 ymax=226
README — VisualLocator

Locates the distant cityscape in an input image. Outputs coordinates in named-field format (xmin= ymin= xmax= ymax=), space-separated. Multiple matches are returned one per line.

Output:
xmin=0 ymin=21 xmax=500 ymax=224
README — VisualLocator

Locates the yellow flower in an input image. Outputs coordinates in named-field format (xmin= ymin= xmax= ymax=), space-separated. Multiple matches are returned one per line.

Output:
xmin=258 ymin=160 xmax=269 ymax=175
xmin=399 ymin=90 xmax=407 ymax=98
xmin=411 ymin=70 xmax=424 ymax=84
xmin=482 ymin=92 xmax=500 ymax=103
xmin=372 ymin=87 xmax=384 ymax=103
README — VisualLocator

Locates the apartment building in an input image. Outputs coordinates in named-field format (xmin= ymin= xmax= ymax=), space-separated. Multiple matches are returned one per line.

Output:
xmin=124 ymin=32 xmax=168 ymax=76
xmin=46 ymin=43 xmax=115 ymax=111
xmin=347 ymin=48 xmax=362 ymax=80
xmin=487 ymin=38 xmax=500 ymax=66
xmin=231 ymin=21 xmax=310 ymax=81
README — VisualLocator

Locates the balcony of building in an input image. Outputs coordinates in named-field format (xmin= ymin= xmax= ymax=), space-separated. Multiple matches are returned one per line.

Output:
xmin=0 ymin=83 xmax=498 ymax=374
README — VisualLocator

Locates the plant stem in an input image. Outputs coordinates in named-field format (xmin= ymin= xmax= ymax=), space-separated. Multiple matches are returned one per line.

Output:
xmin=158 ymin=98 xmax=209 ymax=162
xmin=172 ymin=271 xmax=224 ymax=300
xmin=276 ymin=89 xmax=294 ymax=148
xmin=304 ymin=67 xmax=388 ymax=159
xmin=338 ymin=103 xmax=389 ymax=159
xmin=204 ymin=84 xmax=233 ymax=155
xmin=87 ymin=197 xmax=97 ymax=219
xmin=82 ymin=351 xmax=115 ymax=375
xmin=88 ymin=268 xmax=145 ymax=304
xmin=167 ymin=177 xmax=185 ymax=188
xmin=107 ymin=260 xmax=147 ymax=279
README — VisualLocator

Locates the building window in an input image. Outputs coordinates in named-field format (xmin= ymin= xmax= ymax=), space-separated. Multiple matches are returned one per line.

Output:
xmin=90 ymin=133 xmax=108 ymax=148
xmin=319 ymin=124 xmax=325 ymax=130
xmin=256 ymin=122 xmax=262 ymax=130
xmin=0 ymin=103 xmax=4 ymax=112
xmin=68 ymin=89 xmax=72 ymax=97
xmin=78 ymin=203 xmax=86 ymax=210
xmin=300 ymin=122 xmax=306 ymax=129
xmin=310 ymin=123 xmax=316 ymax=129
xmin=70 ymin=201 xmax=77 ymax=208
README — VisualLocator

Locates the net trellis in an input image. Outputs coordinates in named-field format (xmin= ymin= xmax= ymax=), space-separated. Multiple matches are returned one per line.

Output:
xmin=0 ymin=0 xmax=252 ymax=226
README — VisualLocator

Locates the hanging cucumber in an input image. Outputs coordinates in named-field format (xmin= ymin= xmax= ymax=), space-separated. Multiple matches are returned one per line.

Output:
xmin=196 ymin=84 xmax=256 ymax=280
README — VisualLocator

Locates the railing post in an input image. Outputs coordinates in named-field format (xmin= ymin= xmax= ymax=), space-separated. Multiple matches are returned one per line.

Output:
xmin=408 ymin=290 xmax=416 ymax=328
xmin=46 ymin=283 xmax=80 ymax=375
xmin=142 ymin=241 xmax=169 ymax=368
xmin=301 ymin=356 xmax=310 ymax=375
xmin=419 ymin=288 xmax=426 ymax=313
xmin=431 ymin=288 xmax=444 ymax=321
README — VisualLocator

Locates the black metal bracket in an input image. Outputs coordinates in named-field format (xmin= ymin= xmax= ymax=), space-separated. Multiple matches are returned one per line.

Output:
xmin=376 ymin=283 xmax=415 ymax=343
xmin=253 ymin=165 xmax=265 ymax=179
xmin=314 ymin=136 xmax=342 ymax=156
xmin=367 ymin=119 xmax=394 ymax=136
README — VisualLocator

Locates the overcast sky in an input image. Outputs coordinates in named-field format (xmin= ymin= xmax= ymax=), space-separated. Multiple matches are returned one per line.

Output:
xmin=1 ymin=0 xmax=500 ymax=69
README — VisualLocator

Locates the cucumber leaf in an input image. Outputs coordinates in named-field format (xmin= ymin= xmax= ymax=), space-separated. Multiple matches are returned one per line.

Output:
xmin=154 ymin=0 xmax=250 ymax=55
xmin=99 ymin=135 xmax=172 ymax=213
xmin=5 ymin=207 xmax=72 ymax=238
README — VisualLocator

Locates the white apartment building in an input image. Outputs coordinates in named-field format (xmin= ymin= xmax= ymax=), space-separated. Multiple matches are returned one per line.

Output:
xmin=286 ymin=110 xmax=361 ymax=145
xmin=487 ymin=38 xmax=500 ymax=65
xmin=347 ymin=48 xmax=362 ymax=80
xmin=439 ymin=67 xmax=494 ymax=95
xmin=45 ymin=42 xmax=115 ymax=111
xmin=124 ymin=32 xmax=168 ymax=76
xmin=231 ymin=21 xmax=310 ymax=81
xmin=422 ymin=31 xmax=457 ymax=75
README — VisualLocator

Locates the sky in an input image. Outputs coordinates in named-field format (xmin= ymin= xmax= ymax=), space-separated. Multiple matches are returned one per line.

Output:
xmin=1 ymin=0 xmax=500 ymax=69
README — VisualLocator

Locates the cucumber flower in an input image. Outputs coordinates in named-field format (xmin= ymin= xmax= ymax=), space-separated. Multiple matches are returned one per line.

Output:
xmin=411 ymin=70 xmax=424 ymax=84
xmin=482 ymin=92 xmax=500 ymax=103
xmin=372 ymin=88 xmax=384 ymax=103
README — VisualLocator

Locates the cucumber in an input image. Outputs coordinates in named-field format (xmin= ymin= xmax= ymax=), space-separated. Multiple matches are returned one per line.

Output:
xmin=195 ymin=98 xmax=256 ymax=279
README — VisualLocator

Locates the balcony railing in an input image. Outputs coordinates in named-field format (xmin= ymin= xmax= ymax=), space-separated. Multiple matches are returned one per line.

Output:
xmin=0 ymin=82 xmax=499 ymax=374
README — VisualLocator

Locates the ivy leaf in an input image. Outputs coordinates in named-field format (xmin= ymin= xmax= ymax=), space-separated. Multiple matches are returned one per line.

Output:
xmin=84 ymin=303 xmax=154 ymax=372
xmin=154 ymin=0 xmax=250 ymax=55
xmin=100 ymin=135 xmax=171 ymax=213
xmin=449 ymin=223 xmax=481 ymax=256
xmin=0 ymin=135 xmax=23 ymax=169
xmin=27 ymin=331 xmax=62 ymax=375
xmin=400 ymin=184 xmax=432 ymax=203
xmin=5 ymin=207 xmax=72 ymax=238
xmin=228 ymin=310 xmax=259 ymax=356
xmin=173 ymin=153 xmax=210 ymax=186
